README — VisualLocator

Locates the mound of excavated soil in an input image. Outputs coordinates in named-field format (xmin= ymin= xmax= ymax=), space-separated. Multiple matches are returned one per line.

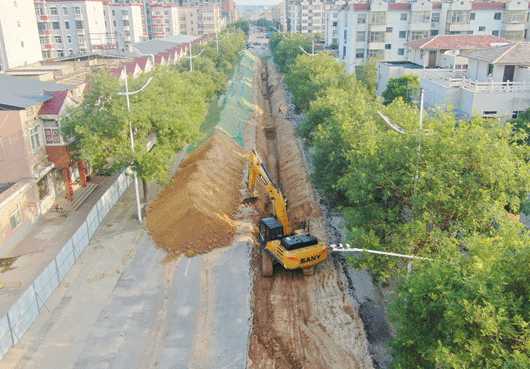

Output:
xmin=146 ymin=131 xmax=246 ymax=257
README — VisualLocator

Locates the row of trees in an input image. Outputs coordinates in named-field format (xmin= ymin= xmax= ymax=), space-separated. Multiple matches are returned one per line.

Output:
xmin=63 ymin=31 xmax=246 ymax=200
xmin=271 ymin=34 xmax=530 ymax=368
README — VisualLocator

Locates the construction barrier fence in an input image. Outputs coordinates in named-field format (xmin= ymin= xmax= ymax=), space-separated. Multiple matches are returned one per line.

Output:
xmin=0 ymin=169 xmax=132 ymax=359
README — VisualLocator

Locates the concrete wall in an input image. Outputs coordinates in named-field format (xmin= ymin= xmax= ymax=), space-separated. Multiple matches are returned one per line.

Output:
xmin=0 ymin=110 xmax=35 ymax=183
xmin=0 ymin=0 xmax=42 ymax=70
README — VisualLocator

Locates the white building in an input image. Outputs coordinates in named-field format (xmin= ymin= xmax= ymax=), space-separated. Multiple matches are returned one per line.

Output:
xmin=147 ymin=3 xmax=180 ymax=39
xmin=377 ymin=41 xmax=530 ymax=121
xmin=34 ymin=0 xmax=113 ymax=59
xmin=0 ymin=0 xmax=42 ymax=71
xmin=337 ymin=0 xmax=530 ymax=73
xmin=179 ymin=5 xmax=224 ymax=36
xmin=105 ymin=2 xmax=146 ymax=53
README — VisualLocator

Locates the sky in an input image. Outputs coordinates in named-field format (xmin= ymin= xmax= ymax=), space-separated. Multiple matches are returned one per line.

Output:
xmin=235 ymin=0 xmax=282 ymax=6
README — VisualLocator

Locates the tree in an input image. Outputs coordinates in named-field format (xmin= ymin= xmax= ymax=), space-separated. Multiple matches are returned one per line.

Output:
xmin=285 ymin=53 xmax=347 ymax=111
xmin=355 ymin=57 xmax=379 ymax=96
xmin=270 ymin=33 xmax=312 ymax=73
xmin=390 ymin=221 xmax=530 ymax=369
xmin=339 ymin=101 xmax=530 ymax=280
xmin=382 ymin=75 xmax=420 ymax=105
xmin=511 ymin=108 xmax=530 ymax=145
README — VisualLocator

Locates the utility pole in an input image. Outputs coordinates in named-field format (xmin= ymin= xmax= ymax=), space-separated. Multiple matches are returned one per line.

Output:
xmin=188 ymin=42 xmax=206 ymax=72
xmin=215 ymin=31 xmax=219 ymax=55
xmin=118 ymin=76 xmax=153 ymax=223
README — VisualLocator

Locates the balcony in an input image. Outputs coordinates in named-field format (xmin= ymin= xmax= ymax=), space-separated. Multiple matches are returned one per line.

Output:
xmin=409 ymin=22 xmax=431 ymax=32
xmin=502 ymin=22 xmax=525 ymax=32
xmin=447 ymin=22 xmax=472 ymax=33
xmin=368 ymin=42 xmax=385 ymax=50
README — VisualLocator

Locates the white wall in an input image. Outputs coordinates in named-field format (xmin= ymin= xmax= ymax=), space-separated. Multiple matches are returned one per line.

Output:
xmin=0 ymin=0 xmax=42 ymax=70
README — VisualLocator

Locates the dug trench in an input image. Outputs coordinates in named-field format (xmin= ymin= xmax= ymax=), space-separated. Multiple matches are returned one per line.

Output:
xmin=246 ymin=59 xmax=375 ymax=369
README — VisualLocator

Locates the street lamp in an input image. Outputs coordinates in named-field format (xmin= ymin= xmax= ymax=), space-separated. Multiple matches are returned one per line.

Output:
xmin=188 ymin=42 xmax=206 ymax=72
xmin=117 ymin=76 xmax=153 ymax=223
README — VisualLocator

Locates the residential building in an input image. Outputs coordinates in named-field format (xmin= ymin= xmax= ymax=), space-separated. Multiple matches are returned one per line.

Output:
xmin=146 ymin=2 xmax=180 ymax=39
xmin=337 ymin=0 xmax=530 ymax=73
xmin=0 ymin=0 xmax=42 ymax=71
xmin=272 ymin=1 xmax=287 ymax=31
xmin=377 ymin=41 xmax=530 ymax=121
xmin=34 ymin=0 xmax=114 ymax=59
xmin=105 ymin=1 xmax=147 ymax=53
xmin=178 ymin=5 xmax=224 ymax=36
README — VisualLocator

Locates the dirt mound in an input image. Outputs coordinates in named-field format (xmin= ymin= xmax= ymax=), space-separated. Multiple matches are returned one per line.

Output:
xmin=146 ymin=131 xmax=246 ymax=257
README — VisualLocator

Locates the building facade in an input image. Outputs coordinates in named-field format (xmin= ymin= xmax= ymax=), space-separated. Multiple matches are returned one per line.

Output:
xmin=34 ymin=0 xmax=115 ymax=59
xmin=0 ymin=0 xmax=42 ymax=71
xmin=337 ymin=0 xmax=530 ymax=72
xmin=104 ymin=1 xmax=146 ymax=53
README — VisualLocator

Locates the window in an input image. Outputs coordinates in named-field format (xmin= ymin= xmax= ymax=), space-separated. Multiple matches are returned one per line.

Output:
xmin=76 ymin=20 xmax=83 ymax=29
xmin=400 ymin=13 xmax=407 ymax=21
xmin=369 ymin=12 xmax=385 ymax=25
xmin=355 ymin=49 xmax=364 ymax=58
xmin=20 ymin=41 xmax=24 ymax=48
xmin=483 ymin=111 xmax=497 ymax=117
xmin=38 ymin=22 xmax=46 ymax=31
xmin=487 ymin=64 xmax=494 ymax=75
xmin=512 ymin=111 xmax=523 ymax=119
xmin=411 ymin=31 xmax=429 ymax=40
xmin=67 ymin=35 xmax=71 ymax=43
xmin=399 ymin=30 xmax=407 ymax=39
xmin=368 ymin=49 xmax=384 ymax=58
xmin=386 ymin=27 xmax=393 ymax=33
xmin=492 ymin=30 xmax=499 ymax=36
xmin=478 ymin=26 xmax=485 ymax=32
xmin=343 ymin=29 xmax=347 ymax=42
xmin=123 ymin=20 xmax=129 ymax=26
xmin=54 ymin=36 xmax=62 ymax=43
xmin=385 ymin=44 xmax=391 ymax=50
xmin=112 ymin=9 xmax=115 ymax=16
xmin=431 ymin=30 xmax=439 ymax=36
xmin=412 ymin=11 xmax=430 ymax=23
xmin=30 ymin=126 xmax=41 ymax=152
xmin=17 ymin=20 xmax=21 ymax=28
xmin=63 ymin=7 xmax=68 ymax=15
xmin=75 ymin=7 xmax=81 ymax=16
xmin=342 ymin=46 xmax=346 ymax=59
xmin=50 ymin=7 xmax=58 ymax=15
xmin=449 ymin=10 xmax=470 ymax=24
xmin=78 ymin=35 xmax=85 ymax=44
xmin=494 ymin=12 xmax=501 ymax=20
xmin=35 ymin=7 xmax=43 ymax=16
xmin=369 ymin=32 xmax=384 ymax=42
xmin=69 ymin=49 xmax=73 ymax=55
xmin=357 ymin=13 xmax=367 ymax=24
xmin=52 ymin=21 xmax=60 ymax=30
xmin=122 ymin=10 xmax=128 ymax=15
xmin=431 ymin=13 xmax=440 ymax=23
xmin=398 ymin=48 xmax=405 ymax=55
xmin=470 ymin=13 xmax=475 ymax=20
xmin=57 ymin=50 xmax=64 ymax=57
xmin=9 ymin=206 xmax=21 ymax=230
xmin=44 ymin=127 xmax=61 ymax=144
xmin=39 ymin=36 xmax=47 ymax=45
xmin=356 ymin=31 xmax=366 ymax=42
xmin=65 ymin=21 xmax=69 ymax=29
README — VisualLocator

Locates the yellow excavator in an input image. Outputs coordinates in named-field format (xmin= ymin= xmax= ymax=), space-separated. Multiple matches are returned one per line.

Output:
xmin=246 ymin=150 xmax=328 ymax=277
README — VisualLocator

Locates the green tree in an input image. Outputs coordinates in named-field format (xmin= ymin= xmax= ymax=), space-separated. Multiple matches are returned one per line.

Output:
xmin=270 ymin=33 xmax=311 ymax=73
xmin=355 ymin=57 xmax=379 ymax=96
xmin=390 ymin=221 xmax=530 ymax=369
xmin=285 ymin=53 xmax=347 ymax=111
xmin=511 ymin=108 xmax=530 ymax=145
xmin=339 ymin=101 xmax=529 ymax=280
xmin=382 ymin=75 xmax=420 ymax=105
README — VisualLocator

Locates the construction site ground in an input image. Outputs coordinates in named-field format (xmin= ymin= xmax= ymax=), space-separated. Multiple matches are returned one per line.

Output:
xmin=0 ymin=36 xmax=386 ymax=369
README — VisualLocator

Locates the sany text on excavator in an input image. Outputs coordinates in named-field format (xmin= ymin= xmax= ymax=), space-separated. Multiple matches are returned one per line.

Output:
xmin=246 ymin=150 xmax=328 ymax=277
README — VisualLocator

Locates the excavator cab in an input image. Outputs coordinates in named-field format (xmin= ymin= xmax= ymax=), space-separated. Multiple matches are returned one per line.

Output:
xmin=258 ymin=217 xmax=283 ymax=245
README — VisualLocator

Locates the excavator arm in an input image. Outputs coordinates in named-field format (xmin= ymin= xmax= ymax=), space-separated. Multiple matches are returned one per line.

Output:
xmin=247 ymin=151 xmax=292 ymax=235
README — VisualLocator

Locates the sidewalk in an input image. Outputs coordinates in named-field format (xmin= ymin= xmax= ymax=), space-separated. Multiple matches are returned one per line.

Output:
xmin=0 ymin=176 xmax=115 ymax=314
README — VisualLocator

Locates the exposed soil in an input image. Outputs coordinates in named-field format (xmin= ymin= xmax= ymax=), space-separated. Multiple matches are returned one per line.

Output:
xmin=146 ymin=131 xmax=246 ymax=257
xmin=247 ymin=58 xmax=374 ymax=369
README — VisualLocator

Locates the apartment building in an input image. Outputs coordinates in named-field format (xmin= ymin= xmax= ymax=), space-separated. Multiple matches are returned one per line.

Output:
xmin=337 ymin=0 xmax=530 ymax=72
xmin=0 ymin=0 xmax=42 ymax=71
xmin=104 ymin=2 xmax=146 ymax=53
xmin=286 ymin=0 xmax=326 ymax=34
xmin=146 ymin=2 xmax=180 ymax=39
xmin=272 ymin=1 xmax=287 ymax=31
xmin=178 ymin=5 xmax=223 ymax=35
xmin=34 ymin=0 xmax=114 ymax=59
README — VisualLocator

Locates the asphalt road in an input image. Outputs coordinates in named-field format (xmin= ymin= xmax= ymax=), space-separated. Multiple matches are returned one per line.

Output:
xmin=0 ymin=187 xmax=252 ymax=369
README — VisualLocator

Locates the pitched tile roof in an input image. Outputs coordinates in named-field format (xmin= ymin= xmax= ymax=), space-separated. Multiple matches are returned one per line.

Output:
xmin=134 ymin=56 xmax=149 ymax=71
xmin=38 ymin=90 xmax=68 ymax=115
xmin=407 ymin=35 xmax=510 ymax=50
xmin=388 ymin=3 xmax=411 ymax=11
xmin=464 ymin=42 xmax=530 ymax=65
xmin=0 ymin=75 xmax=68 ymax=109
xmin=125 ymin=61 xmax=138 ymax=75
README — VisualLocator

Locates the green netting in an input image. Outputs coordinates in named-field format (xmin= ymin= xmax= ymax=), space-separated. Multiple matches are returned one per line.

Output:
xmin=187 ymin=50 xmax=258 ymax=152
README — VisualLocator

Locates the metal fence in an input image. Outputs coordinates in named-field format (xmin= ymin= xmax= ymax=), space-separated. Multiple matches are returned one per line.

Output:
xmin=0 ymin=170 xmax=132 ymax=359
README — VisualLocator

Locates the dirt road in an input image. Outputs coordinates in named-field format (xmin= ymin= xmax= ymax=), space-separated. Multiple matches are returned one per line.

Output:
xmin=246 ymin=58 xmax=374 ymax=369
